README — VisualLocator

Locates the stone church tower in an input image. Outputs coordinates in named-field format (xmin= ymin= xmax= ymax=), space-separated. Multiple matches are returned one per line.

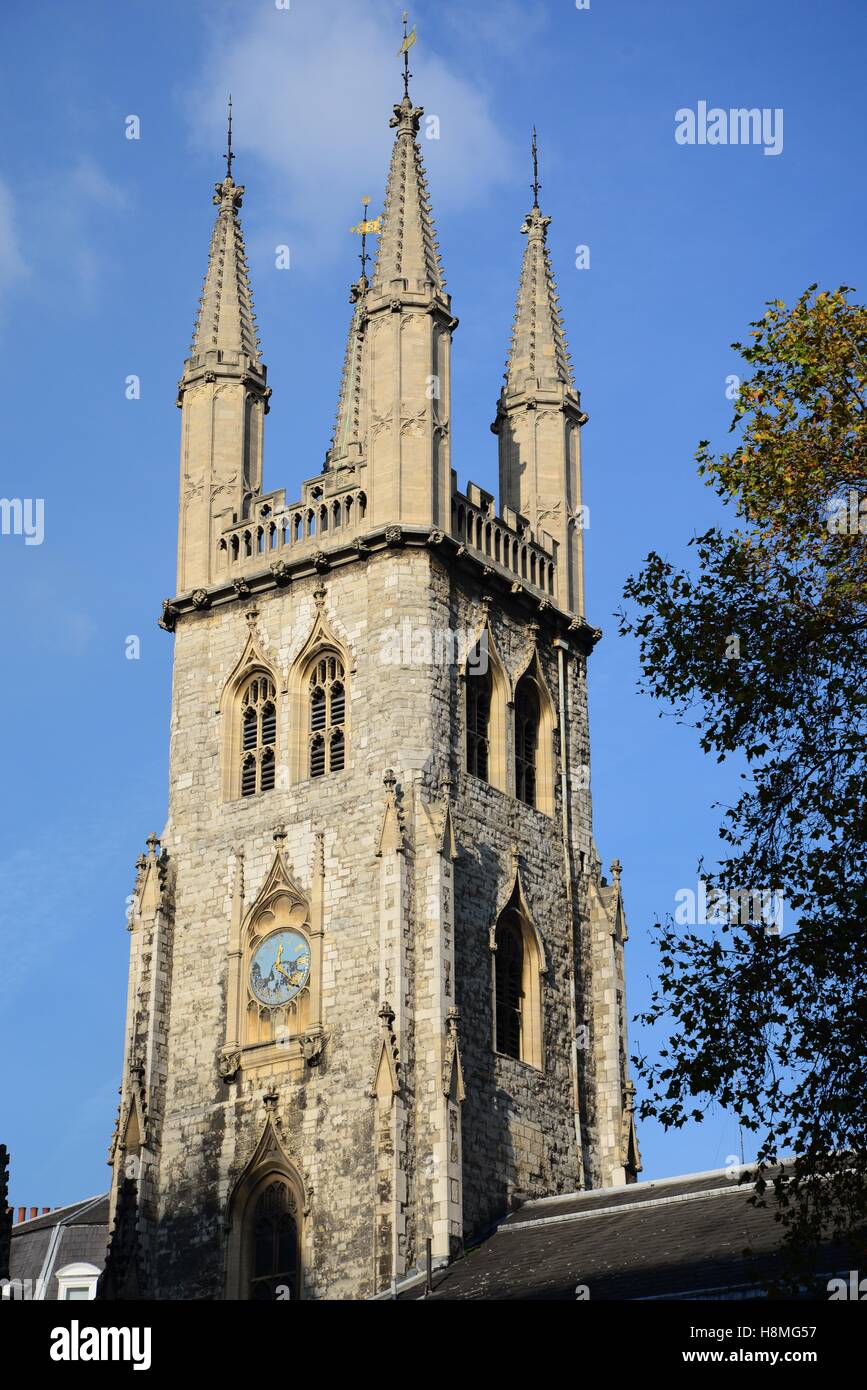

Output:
xmin=104 ymin=70 xmax=639 ymax=1301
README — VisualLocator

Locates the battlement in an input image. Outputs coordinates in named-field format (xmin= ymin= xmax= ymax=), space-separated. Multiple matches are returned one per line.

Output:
xmin=214 ymin=469 xmax=557 ymax=601
xmin=216 ymin=479 xmax=368 ymax=575
xmin=450 ymin=481 xmax=556 ymax=598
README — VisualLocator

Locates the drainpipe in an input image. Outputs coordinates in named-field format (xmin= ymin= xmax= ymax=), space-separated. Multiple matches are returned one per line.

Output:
xmin=555 ymin=639 xmax=583 ymax=1179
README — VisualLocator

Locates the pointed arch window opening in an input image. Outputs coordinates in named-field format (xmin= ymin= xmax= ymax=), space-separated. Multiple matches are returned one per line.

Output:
xmin=466 ymin=661 xmax=492 ymax=783
xmin=250 ymin=1180 xmax=300 ymax=1301
xmin=240 ymin=674 xmax=277 ymax=798
xmin=515 ymin=678 xmax=540 ymax=809
xmin=493 ymin=902 xmax=544 ymax=1069
xmin=308 ymin=654 xmax=346 ymax=779
xmin=495 ymin=916 xmax=524 ymax=1060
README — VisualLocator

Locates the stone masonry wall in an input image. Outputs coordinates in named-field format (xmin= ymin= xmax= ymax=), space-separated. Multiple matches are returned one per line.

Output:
xmin=149 ymin=543 xmax=611 ymax=1298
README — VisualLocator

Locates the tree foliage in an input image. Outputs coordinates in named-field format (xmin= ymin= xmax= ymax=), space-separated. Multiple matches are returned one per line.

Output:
xmin=619 ymin=286 xmax=867 ymax=1285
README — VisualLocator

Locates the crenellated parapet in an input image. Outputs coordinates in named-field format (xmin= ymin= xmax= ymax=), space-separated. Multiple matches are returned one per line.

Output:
xmin=216 ymin=480 xmax=369 ymax=576
xmin=450 ymin=481 xmax=557 ymax=601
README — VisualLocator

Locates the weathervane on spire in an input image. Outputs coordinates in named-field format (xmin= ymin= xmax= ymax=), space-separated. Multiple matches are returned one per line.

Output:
xmin=225 ymin=94 xmax=234 ymax=180
xmin=531 ymin=125 xmax=541 ymax=206
xmin=350 ymin=196 xmax=381 ymax=282
xmin=397 ymin=10 xmax=417 ymax=98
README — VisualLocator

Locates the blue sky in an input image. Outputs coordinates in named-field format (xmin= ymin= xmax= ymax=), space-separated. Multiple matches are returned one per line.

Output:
xmin=1 ymin=0 xmax=865 ymax=1210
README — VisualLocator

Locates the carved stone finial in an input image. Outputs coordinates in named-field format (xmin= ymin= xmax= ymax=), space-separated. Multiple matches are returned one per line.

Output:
xmin=262 ymin=1087 xmax=279 ymax=1113
xmin=213 ymin=175 xmax=245 ymax=213
xmin=610 ymin=858 xmax=623 ymax=884
xmin=446 ymin=1006 xmax=460 ymax=1034
xmin=273 ymin=824 xmax=287 ymax=846
xmin=378 ymin=1000 xmax=395 ymax=1029
xmin=145 ymin=833 xmax=160 ymax=859
xmin=313 ymin=582 xmax=327 ymax=609
xmin=244 ymin=608 xmax=259 ymax=627
xmin=383 ymin=768 xmax=397 ymax=791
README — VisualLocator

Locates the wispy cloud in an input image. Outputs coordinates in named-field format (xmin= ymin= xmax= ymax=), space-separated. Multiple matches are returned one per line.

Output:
xmin=2 ymin=158 xmax=130 ymax=311
xmin=185 ymin=0 xmax=516 ymax=269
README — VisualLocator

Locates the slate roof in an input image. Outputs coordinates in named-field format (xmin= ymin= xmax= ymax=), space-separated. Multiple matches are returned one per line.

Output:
xmin=6 ymin=1194 xmax=109 ymax=1300
xmin=400 ymin=1167 xmax=842 ymax=1301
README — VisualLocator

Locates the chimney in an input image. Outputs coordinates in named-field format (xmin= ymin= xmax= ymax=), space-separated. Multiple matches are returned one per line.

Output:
xmin=42 ymin=1207 xmax=50 ymax=1214
xmin=29 ymin=1207 xmax=37 ymax=1220
xmin=17 ymin=1207 xmax=25 ymax=1224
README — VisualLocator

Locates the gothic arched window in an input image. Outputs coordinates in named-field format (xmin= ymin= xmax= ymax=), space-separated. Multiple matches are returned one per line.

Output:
xmin=240 ymin=674 xmax=277 ymax=797
xmin=464 ymin=632 xmax=508 ymax=792
xmin=493 ymin=903 xmax=544 ymax=1068
xmin=494 ymin=916 xmax=523 ymax=1060
xmin=514 ymin=677 xmax=540 ymax=808
xmin=249 ymin=1180 xmax=300 ymax=1301
xmin=308 ymin=654 xmax=346 ymax=779
xmin=466 ymin=665 xmax=492 ymax=782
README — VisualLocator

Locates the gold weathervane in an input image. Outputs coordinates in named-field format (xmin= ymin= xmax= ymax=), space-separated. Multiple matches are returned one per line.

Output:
xmin=349 ymin=195 xmax=381 ymax=279
xmin=397 ymin=10 xmax=417 ymax=98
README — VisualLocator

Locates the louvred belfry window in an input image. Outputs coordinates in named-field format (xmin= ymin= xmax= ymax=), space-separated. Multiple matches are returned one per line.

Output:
xmin=240 ymin=674 xmax=277 ymax=797
xmin=308 ymin=654 xmax=346 ymax=778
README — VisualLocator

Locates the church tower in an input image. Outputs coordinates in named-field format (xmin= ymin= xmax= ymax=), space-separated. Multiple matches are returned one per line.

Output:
xmin=105 ymin=56 xmax=638 ymax=1303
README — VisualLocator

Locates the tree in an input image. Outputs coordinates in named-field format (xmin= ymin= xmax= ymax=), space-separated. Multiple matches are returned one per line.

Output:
xmin=619 ymin=286 xmax=867 ymax=1286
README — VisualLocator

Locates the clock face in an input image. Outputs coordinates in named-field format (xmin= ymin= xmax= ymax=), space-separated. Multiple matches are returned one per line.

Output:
xmin=250 ymin=929 xmax=310 ymax=1007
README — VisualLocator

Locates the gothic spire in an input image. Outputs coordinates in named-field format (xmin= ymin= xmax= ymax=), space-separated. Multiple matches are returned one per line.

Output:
xmin=502 ymin=131 xmax=574 ymax=397
xmin=370 ymin=25 xmax=445 ymax=298
xmin=327 ymin=198 xmax=376 ymax=468
xmin=188 ymin=117 xmax=260 ymax=365
xmin=176 ymin=107 xmax=269 ymax=592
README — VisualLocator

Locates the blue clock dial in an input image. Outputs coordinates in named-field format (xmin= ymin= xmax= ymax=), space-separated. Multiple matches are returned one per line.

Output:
xmin=250 ymin=929 xmax=310 ymax=1007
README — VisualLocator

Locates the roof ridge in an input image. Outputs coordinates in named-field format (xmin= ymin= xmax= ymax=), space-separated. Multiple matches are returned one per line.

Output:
xmin=497 ymin=1182 xmax=753 ymax=1234
xmin=11 ymin=1191 xmax=108 ymax=1231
